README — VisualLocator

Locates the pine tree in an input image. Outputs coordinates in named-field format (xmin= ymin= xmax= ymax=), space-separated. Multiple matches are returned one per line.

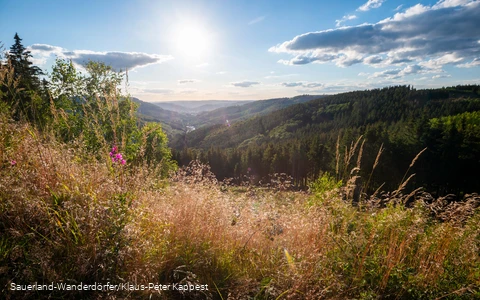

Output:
xmin=8 ymin=33 xmax=43 ymax=90
xmin=6 ymin=33 xmax=45 ymax=122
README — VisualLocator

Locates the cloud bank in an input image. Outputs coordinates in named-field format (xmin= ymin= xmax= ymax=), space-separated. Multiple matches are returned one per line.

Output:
xmin=28 ymin=44 xmax=173 ymax=71
xmin=269 ymin=0 xmax=480 ymax=76
xmin=231 ymin=81 xmax=261 ymax=88
xmin=282 ymin=82 xmax=324 ymax=88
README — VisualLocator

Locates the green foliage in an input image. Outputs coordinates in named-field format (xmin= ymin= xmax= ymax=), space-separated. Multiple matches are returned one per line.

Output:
xmin=139 ymin=122 xmax=177 ymax=176
xmin=48 ymin=59 xmax=162 ymax=171
xmin=1 ymin=52 xmax=176 ymax=178
xmin=308 ymin=172 xmax=342 ymax=206
xmin=1 ymin=34 xmax=49 ymax=125
xmin=176 ymin=85 xmax=480 ymax=194
xmin=83 ymin=60 xmax=123 ymax=98
xmin=420 ymin=111 xmax=480 ymax=194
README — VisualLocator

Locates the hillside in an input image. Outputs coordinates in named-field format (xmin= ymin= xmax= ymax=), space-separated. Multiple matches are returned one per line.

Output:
xmin=191 ymin=94 xmax=322 ymax=127
xmin=134 ymin=95 xmax=322 ymax=138
xmin=173 ymin=85 xmax=480 ymax=195
xmin=132 ymin=97 xmax=194 ymax=137
xmin=152 ymin=100 xmax=253 ymax=114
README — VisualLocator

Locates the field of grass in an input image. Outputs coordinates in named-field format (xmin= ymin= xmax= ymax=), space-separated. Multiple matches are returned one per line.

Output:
xmin=1 ymin=112 xmax=480 ymax=299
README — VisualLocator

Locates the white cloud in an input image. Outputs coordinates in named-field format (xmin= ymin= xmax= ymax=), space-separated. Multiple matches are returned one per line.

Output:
xmin=433 ymin=0 xmax=473 ymax=9
xmin=178 ymin=88 xmax=198 ymax=94
xmin=67 ymin=50 xmax=172 ymax=71
xmin=27 ymin=44 xmax=64 ymax=65
xmin=367 ymin=63 xmax=445 ymax=80
xmin=269 ymin=0 xmax=480 ymax=77
xmin=364 ymin=55 xmax=383 ymax=65
xmin=248 ymin=16 xmax=266 ymax=25
xmin=432 ymin=74 xmax=452 ymax=79
xmin=394 ymin=4 xmax=404 ymax=11
xmin=370 ymin=69 xmax=402 ymax=79
xmin=231 ymin=81 xmax=261 ymax=88
xmin=264 ymin=73 xmax=298 ymax=79
xmin=27 ymin=43 xmax=173 ymax=70
xmin=281 ymin=81 xmax=324 ymax=88
xmin=385 ymin=4 xmax=429 ymax=22
xmin=278 ymin=53 xmax=337 ymax=65
xmin=29 ymin=44 xmax=63 ymax=54
xmin=177 ymin=79 xmax=199 ymax=84
xmin=458 ymin=58 xmax=480 ymax=68
xmin=142 ymin=88 xmax=174 ymax=94
xmin=281 ymin=82 xmax=304 ymax=87
xmin=335 ymin=14 xmax=357 ymax=27
xmin=358 ymin=0 xmax=386 ymax=11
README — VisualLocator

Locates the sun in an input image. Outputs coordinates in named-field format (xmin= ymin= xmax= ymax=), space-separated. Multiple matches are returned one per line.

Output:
xmin=174 ymin=24 xmax=210 ymax=59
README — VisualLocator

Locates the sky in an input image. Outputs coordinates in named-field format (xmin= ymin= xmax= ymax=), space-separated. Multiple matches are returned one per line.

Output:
xmin=0 ymin=0 xmax=479 ymax=101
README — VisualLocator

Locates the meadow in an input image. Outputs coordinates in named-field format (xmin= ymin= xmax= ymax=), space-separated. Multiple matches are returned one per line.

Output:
xmin=1 ymin=112 xmax=479 ymax=299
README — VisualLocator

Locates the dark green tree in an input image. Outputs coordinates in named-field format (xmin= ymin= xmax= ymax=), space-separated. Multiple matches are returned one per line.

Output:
xmin=5 ymin=33 xmax=46 ymax=122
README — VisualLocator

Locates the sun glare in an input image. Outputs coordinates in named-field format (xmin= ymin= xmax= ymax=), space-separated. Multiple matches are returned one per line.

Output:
xmin=174 ymin=24 xmax=210 ymax=59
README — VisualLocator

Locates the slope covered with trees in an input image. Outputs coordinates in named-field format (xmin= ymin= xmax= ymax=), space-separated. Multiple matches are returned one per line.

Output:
xmin=134 ymin=95 xmax=323 ymax=139
xmin=173 ymin=86 xmax=480 ymax=195
xmin=132 ymin=97 xmax=193 ymax=137
xmin=190 ymin=94 xmax=323 ymax=127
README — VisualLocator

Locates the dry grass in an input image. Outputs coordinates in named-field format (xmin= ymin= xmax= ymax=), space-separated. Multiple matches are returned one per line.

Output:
xmin=1 ymin=114 xmax=480 ymax=299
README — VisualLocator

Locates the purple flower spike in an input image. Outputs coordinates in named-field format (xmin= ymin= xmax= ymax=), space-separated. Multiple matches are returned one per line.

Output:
xmin=121 ymin=159 xmax=126 ymax=165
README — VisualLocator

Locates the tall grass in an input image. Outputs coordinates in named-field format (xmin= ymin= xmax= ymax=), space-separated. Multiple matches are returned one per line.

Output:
xmin=2 ymin=114 xmax=479 ymax=299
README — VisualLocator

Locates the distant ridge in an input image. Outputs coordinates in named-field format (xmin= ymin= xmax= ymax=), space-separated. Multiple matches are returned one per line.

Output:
xmin=132 ymin=95 xmax=323 ymax=137
xmin=152 ymin=100 xmax=254 ymax=114
xmin=191 ymin=95 xmax=323 ymax=127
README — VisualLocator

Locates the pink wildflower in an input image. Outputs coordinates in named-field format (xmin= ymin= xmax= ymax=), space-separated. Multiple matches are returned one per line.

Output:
xmin=11 ymin=160 xmax=16 ymax=166
xmin=109 ymin=145 xmax=126 ymax=165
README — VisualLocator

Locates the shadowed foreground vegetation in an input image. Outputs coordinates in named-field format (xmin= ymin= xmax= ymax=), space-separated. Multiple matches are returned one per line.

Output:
xmin=1 ymin=116 xmax=479 ymax=299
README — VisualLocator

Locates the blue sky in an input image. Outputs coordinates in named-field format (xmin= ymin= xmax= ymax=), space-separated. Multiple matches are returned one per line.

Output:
xmin=1 ymin=0 xmax=479 ymax=101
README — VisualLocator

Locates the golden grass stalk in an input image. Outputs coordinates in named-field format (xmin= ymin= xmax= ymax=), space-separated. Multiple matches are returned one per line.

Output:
xmin=393 ymin=173 xmax=416 ymax=197
xmin=335 ymin=135 xmax=340 ymax=179
xmin=361 ymin=143 xmax=384 ymax=198
xmin=399 ymin=147 xmax=427 ymax=187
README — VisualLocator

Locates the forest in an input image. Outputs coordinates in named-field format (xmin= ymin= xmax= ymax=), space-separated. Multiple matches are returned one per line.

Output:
xmin=172 ymin=85 xmax=480 ymax=196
